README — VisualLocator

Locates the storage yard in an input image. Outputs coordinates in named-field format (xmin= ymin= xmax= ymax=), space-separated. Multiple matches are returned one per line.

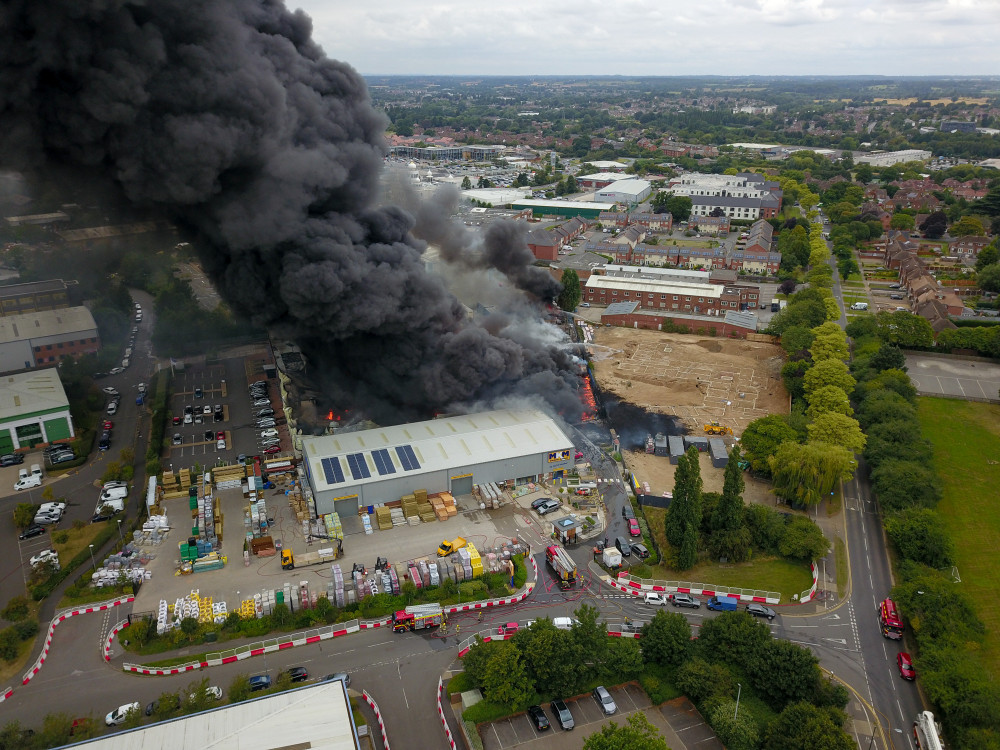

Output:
xmin=589 ymin=327 xmax=788 ymax=436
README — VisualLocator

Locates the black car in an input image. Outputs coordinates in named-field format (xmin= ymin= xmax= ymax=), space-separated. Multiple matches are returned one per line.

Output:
xmin=144 ymin=696 xmax=180 ymax=716
xmin=621 ymin=504 xmax=635 ymax=520
xmin=630 ymin=542 xmax=650 ymax=559
xmin=615 ymin=536 xmax=631 ymax=557
xmin=204 ymin=430 xmax=214 ymax=441
xmin=746 ymin=603 xmax=777 ymax=621
xmin=19 ymin=525 xmax=45 ymax=540
xmin=527 ymin=705 xmax=549 ymax=731
xmin=285 ymin=666 xmax=309 ymax=683
xmin=0 ymin=454 xmax=24 ymax=467
xmin=530 ymin=496 xmax=551 ymax=510
xmin=549 ymin=699 xmax=574 ymax=730
xmin=890 ymin=294 xmax=904 ymax=300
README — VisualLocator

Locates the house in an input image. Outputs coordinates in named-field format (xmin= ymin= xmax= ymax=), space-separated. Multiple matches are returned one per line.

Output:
xmin=950 ymin=236 xmax=991 ymax=260
xmin=526 ymin=229 xmax=560 ymax=261
xmin=689 ymin=215 xmax=731 ymax=235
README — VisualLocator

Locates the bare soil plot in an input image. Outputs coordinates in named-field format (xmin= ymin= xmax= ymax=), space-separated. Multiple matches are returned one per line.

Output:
xmin=625 ymin=449 xmax=776 ymax=506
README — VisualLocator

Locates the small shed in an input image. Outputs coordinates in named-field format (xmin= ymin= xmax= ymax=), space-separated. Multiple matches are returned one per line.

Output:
xmin=708 ymin=437 xmax=729 ymax=468
xmin=668 ymin=435 xmax=685 ymax=464
xmin=552 ymin=515 xmax=583 ymax=546
xmin=654 ymin=433 xmax=668 ymax=457
xmin=683 ymin=435 xmax=710 ymax=452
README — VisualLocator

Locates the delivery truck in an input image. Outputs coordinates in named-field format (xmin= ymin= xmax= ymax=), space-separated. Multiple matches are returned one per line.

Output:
xmin=546 ymin=544 xmax=578 ymax=589
xmin=281 ymin=540 xmax=343 ymax=570
xmin=392 ymin=604 xmax=445 ymax=633
xmin=437 ymin=536 xmax=467 ymax=557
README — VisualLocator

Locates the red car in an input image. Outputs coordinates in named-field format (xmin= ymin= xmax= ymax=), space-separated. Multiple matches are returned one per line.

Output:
xmin=627 ymin=518 xmax=641 ymax=537
xmin=172 ymin=416 xmax=181 ymax=425
xmin=897 ymin=652 xmax=916 ymax=680
xmin=102 ymin=420 xmax=114 ymax=430
xmin=498 ymin=622 xmax=519 ymax=636
xmin=215 ymin=430 xmax=226 ymax=440
xmin=262 ymin=445 xmax=281 ymax=454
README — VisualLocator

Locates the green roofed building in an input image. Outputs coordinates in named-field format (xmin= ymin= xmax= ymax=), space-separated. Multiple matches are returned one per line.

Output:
xmin=0 ymin=368 xmax=74 ymax=452
xmin=510 ymin=199 xmax=615 ymax=220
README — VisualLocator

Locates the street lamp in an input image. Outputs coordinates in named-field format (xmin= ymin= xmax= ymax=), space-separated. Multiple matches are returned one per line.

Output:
xmin=117 ymin=519 xmax=124 ymax=546
xmin=88 ymin=544 xmax=97 ymax=572
xmin=734 ymin=683 xmax=742 ymax=720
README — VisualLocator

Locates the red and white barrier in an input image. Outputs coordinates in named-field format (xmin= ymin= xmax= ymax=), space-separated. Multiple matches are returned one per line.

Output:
xmin=0 ymin=686 xmax=12 ymax=703
xmin=799 ymin=562 xmax=820 ymax=604
xmin=437 ymin=677 xmax=457 ymax=749
xmin=362 ymin=689 xmax=391 ymax=750
xmin=608 ymin=572 xmax=781 ymax=605
xmin=104 ymin=619 xmax=131 ymax=661
xmin=23 ymin=595 xmax=134 ymax=685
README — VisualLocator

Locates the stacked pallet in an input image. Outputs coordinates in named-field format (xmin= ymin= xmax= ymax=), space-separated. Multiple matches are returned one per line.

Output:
xmin=361 ymin=513 xmax=373 ymax=535
xmin=375 ymin=506 xmax=392 ymax=530
xmin=391 ymin=507 xmax=407 ymax=527
xmin=331 ymin=563 xmax=346 ymax=606
xmin=467 ymin=543 xmax=484 ymax=577
xmin=401 ymin=493 xmax=418 ymax=518
xmin=323 ymin=512 xmax=344 ymax=542
xmin=213 ymin=464 xmax=246 ymax=491
xmin=456 ymin=547 xmax=474 ymax=580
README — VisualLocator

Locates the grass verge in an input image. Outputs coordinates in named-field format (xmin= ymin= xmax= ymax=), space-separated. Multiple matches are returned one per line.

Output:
xmin=917 ymin=397 xmax=1000 ymax=674
xmin=834 ymin=537 xmax=848 ymax=599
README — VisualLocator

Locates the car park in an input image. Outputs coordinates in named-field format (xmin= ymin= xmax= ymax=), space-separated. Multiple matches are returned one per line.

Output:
xmin=669 ymin=593 xmax=701 ymax=609
xmin=106 ymin=702 xmax=140 ymax=726
xmin=285 ymin=666 xmax=310 ymax=682
xmin=746 ymin=603 xmax=777 ymax=620
xmin=19 ymin=524 xmax=45 ymax=540
xmin=535 ymin=499 xmax=561 ymax=516
xmin=627 ymin=518 xmax=641 ymax=537
xmin=527 ymin=705 xmax=549 ymax=731
xmin=593 ymin=686 xmax=617 ymax=715
xmin=249 ymin=674 xmax=271 ymax=691
xmin=549 ymin=699 xmax=574 ymax=730
xmin=897 ymin=652 xmax=916 ymax=680
xmin=644 ymin=592 xmax=669 ymax=606
xmin=630 ymin=542 xmax=650 ymax=559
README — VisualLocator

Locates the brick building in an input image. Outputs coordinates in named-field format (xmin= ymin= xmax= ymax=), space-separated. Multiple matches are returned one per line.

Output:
xmin=582 ymin=266 xmax=761 ymax=314
xmin=0 ymin=306 xmax=99 ymax=373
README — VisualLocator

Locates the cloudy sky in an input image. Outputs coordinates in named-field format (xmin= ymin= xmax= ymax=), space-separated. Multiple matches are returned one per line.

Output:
xmin=293 ymin=0 xmax=998 ymax=77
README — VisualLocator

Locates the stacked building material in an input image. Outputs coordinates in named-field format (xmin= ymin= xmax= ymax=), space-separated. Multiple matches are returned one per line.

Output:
xmin=440 ymin=492 xmax=457 ymax=517
xmin=467 ymin=543 xmax=484 ymax=578
xmin=401 ymin=493 xmax=418 ymax=518
xmin=332 ymin=563 xmax=345 ymax=606
xmin=213 ymin=463 xmax=246 ymax=491
xmin=388 ymin=565 xmax=400 ymax=594
xmin=457 ymin=548 xmax=474 ymax=580
xmin=361 ymin=513 xmax=373 ymax=534
xmin=408 ymin=563 xmax=422 ymax=589
xmin=390 ymin=507 xmax=407 ymax=527
xmin=323 ymin=512 xmax=344 ymax=542
xmin=156 ymin=599 xmax=171 ymax=635
xmin=418 ymin=499 xmax=436 ymax=523
xmin=353 ymin=569 xmax=367 ymax=599
xmin=375 ymin=506 xmax=392 ymax=530
xmin=407 ymin=514 xmax=421 ymax=527
xmin=428 ymin=561 xmax=440 ymax=586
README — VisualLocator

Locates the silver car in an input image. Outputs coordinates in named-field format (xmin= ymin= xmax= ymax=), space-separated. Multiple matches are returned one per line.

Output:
xmin=593 ymin=686 xmax=617 ymax=715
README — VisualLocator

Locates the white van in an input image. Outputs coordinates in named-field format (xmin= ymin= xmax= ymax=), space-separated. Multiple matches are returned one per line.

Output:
xmin=14 ymin=474 xmax=41 ymax=491
xmin=121 ymin=358 xmax=130 ymax=369
xmin=850 ymin=302 xmax=868 ymax=311
xmin=99 ymin=485 xmax=129 ymax=503
xmin=30 ymin=463 xmax=42 ymax=478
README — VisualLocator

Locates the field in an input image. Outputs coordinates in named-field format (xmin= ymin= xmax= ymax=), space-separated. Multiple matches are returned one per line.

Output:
xmin=590 ymin=328 xmax=788 ymax=437
xmin=917 ymin=397 xmax=1000 ymax=673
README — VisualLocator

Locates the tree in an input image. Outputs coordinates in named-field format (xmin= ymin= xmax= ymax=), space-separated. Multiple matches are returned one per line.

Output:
xmin=807 ymin=412 xmax=866 ymax=453
xmin=709 ymin=701 xmax=760 ymax=750
xmin=885 ymin=508 xmax=954 ymax=568
xmin=950 ymin=215 xmax=986 ymax=237
xmin=570 ymin=603 xmax=608 ymax=683
xmin=854 ymin=163 xmax=874 ymax=184
xmin=805 ymin=385 xmax=853 ymax=419
xmin=871 ymin=310 xmax=934 ymax=348
xmin=710 ymin=447 xmax=751 ymax=562
xmin=802 ymin=359 xmax=856 ymax=399
xmin=602 ymin=637 xmax=644 ymax=682
xmin=481 ymin=642 xmax=531 ymax=709
xmin=780 ymin=325 xmax=815 ymax=356
xmin=741 ymin=415 xmax=801 ymax=475
xmin=975 ymin=244 xmax=998 ymax=272
xmin=677 ymin=520 xmax=698 ymax=570
xmin=13 ymin=503 xmax=36 ymax=530
xmin=0 ymin=596 xmax=30 ymax=622
xmin=857 ymin=368 xmax=918 ymax=404
xmin=461 ymin=176 xmax=472 ymax=190
xmin=666 ymin=447 xmax=702 ymax=548
xmin=868 ymin=342 xmax=906 ymax=373
xmin=662 ymin=194 xmax=693 ymax=222
xmin=809 ymin=330 xmax=849 ymax=362
xmin=640 ymin=610 xmax=692 ymax=667
xmin=764 ymin=702 xmax=854 ymax=750
xmin=675 ymin=657 xmax=734 ymax=702
xmin=870 ymin=460 xmax=940 ymax=512
xmin=890 ymin=213 xmax=915 ymax=230
xmin=769 ymin=441 xmax=855 ymax=506
xmin=582 ymin=712 xmax=668 ymax=750
xmin=557 ymin=269 xmax=582 ymax=311
xmin=920 ymin=211 xmax=948 ymax=239
xmin=978 ymin=264 xmax=1000 ymax=293
xmin=778 ymin=515 xmax=831 ymax=560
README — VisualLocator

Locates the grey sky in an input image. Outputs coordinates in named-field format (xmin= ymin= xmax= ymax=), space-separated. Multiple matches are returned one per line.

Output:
xmin=292 ymin=0 xmax=999 ymax=76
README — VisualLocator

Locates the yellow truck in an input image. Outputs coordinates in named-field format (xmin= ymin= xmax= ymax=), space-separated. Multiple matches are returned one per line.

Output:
xmin=280 ymin=540 xmax=342 ymax=570
xmin=437 ymin=536 xmax=467 ymax=557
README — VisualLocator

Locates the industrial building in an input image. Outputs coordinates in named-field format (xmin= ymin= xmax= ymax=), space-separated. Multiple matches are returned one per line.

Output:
xmin=510 ymin=198 xmax=614 ymax=220
xmin=595 ymin=179 xmax=652 ymax=205
xmin=576 ymin=172 xmax=633 ymax=190
xmin=583 ymin=270 xmax=761 ymax=314
xmin=389 ymin=144 xmax=506 ymax=161
xmin=0 ymin=306 xmax=100 ymax=372
xmin=0 ymin=368 xmax=75 ymax=452
xmin=0 ymin=279 xmax=74 ymax=316
xmin=71 ymin=679 xmax=360 ymax=750
xmin=301 ymin=409 xmax=575 ymax=518
xmin=856 ymin=149 xmax=932 ymax=167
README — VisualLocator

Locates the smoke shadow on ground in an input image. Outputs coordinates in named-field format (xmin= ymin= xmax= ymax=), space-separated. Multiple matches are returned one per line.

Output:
xmin=603 ymin=398 xmax=688 ymax=452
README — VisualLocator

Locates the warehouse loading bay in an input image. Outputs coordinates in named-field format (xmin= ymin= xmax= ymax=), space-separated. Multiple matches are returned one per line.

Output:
xmin=130 ymin=478 xmax=564 ymax=615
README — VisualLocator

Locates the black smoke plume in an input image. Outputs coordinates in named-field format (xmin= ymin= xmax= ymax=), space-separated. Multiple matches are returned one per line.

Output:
xmin=0 ymin=0 xmax=580 ymax=423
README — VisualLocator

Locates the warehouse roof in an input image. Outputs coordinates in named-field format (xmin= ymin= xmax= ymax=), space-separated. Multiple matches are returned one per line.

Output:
xmin=0 ymin=369 xmax=69 ymax=421
xmin=0 ymin=279 xmax=71 ymax=298
xmin=303 ymin=409 xmax=574 ymax=492
xmin=0 ymin=306 xmax=97 ymax=345
xmin=578 ymin=172 xmax=631 ymax=183
xmin=70 ymin=679 xmax=359 ymax=750
xmin=586 ymin=275 xmax=725 ymax=298
xmin=511 ymin=199 xmax=615 ymax=211
xmin=603 ymin=301 xmax=640 ymax=316
xmin=584 ymin=161 xmax=628 ymax=170
xmin=597 ymin=179 xmax=650 ymax=194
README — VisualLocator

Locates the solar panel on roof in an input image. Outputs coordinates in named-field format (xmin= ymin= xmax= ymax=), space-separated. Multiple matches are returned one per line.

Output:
xmin=346 ymin=452 xmax=371 ymax=480
xmin=395 ymin=444 xmax=420 ymax=471
xmin=321 ymin=457 xmax=344 ymax=485
xmin=372 ymin=448 xmax=396 ymax=476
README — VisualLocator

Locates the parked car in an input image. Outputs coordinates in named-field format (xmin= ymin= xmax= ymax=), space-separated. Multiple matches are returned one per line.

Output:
xmin=890 ymin=294 xmax=904 ymax=300
xmin=549 ymin=699 xmax=574 ymax=730
xmin=284 ymin=666 xmax=309 ymax=683
xmin=643 ymin=592 xmax=669 ymax=606
xmin=627 ymin=518 xmax=641 ymax=537
xmin=897 ymin=652 xmax=916 ymax=680
xmin=172 ymin=433 xmax=182 ymax=445
xmin=252 ymin=399 xmax=271 ymax=408
xmin=669 ymin=593 xmax=701 ymax=609
xmin=615 ymin=536 xmax=631 ymax=556
xmin=102 ymin=420 xmax=114 ymax=430
xmin=14 ymin=475 xmax=42 ymax=491
xmin=202 ymin=405 xmax=212 ymax=415
xmin=183 ymin=413 xmax=192 ymax=424
xmin=190 ymin=686 xmax=223 ymax=701
xmin=144 ymin=695 xmax=181 ymax=716
xmin=184 ymin=405 xmax=194 ymax=415
xmin=746 ymin=603 xmax=777 ymax=621
xmin=248 ymin=674 xmax=271 ymax=692
xmin=498 ymin=622 xmax=519 ymax=635
xmin=50 ymin=452 xmax=76 ymax=465
xmin=0 ymin=454 xmax=23 ymax=467
xmin=105 ymin=702 xmax=140 ymax=726
xmin=29 ymin=549 xmax=59 ymax=568
xmin=106 ymin=402 xmax=118 ymax=416
xmin=173 ymin=416 xmax=182 ymax=425
xmin=262 ymin=445 xmax=281 ymax=454
xmin=256 ymin=408 xmax=274 ymax=417
xmin=102 ymin=387 xmax=118 ymax=396
xmin=526 ymin=705 xmax=549 ymax=731
xmin=530 ymin=496 xmax=551 ymax=510
xmin=260 ymin=428 xmax=279 ymax=439
xmin=204 ymin=430 xmax=214 ymax=441
xmin=194 ymin=387 xmax=203 ymax=399
xmin=630 ymin=542 xmax=650 ymax=559
xmin=109 ymin=366 xmax=124 ymax=375
xmin=593 ymin=686 xmax=617 ymax=715
xmin=535 ymin=499 xmax=561 ymax=516
xmin=19 ymin=524 xmax=45 ymax=540
xmin=321 ymin=672 xmax=351 ymax=687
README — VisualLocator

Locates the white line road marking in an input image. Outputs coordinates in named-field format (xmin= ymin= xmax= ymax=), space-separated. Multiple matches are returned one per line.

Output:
xmin=821 ymin=613 xmax=842 ymax=620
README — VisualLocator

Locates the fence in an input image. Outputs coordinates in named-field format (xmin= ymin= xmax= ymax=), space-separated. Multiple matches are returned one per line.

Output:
xmin=23 ymin=595 xmax=134 ymax=685
xmin=609 ymin=572 xmax=781 ymax=605
xmin=104 ymin=618 xmax=131 ymax=661
xmin=798 ymin=562 xmax=819 ymax=604
xmin=362 ymin=689 xmax=390 ymax=750
xmin=437 ymin=677 xmax=457 ymax=749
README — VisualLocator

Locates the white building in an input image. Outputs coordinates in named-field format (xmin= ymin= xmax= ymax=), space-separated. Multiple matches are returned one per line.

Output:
xmin=595 ymin=179 xmax=652 ymax=205
xmin=856 ymin=149 xmax=933 ymax=166
xmin=0 ymin=369 xmax=75 ymax=451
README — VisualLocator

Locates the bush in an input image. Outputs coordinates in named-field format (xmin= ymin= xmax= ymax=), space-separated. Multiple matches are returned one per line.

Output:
xmin=0 ymin=630 xmax=19 ymax=661
xmin=13 ymin=619 xmax=38 ymax=641
xmin=53 ymin=531 xmax=70 ymax=544
xmin=1 ymin=596 xmax=31 ymax=622
xmin=885 ymin=509 xmax=954 ymax=568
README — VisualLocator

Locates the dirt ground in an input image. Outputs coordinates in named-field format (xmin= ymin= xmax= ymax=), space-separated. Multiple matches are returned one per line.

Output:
xmin=591 ymin=328 xmax=788 ymax=437
xmin=625 ymin=449 xmax=777 ymax=506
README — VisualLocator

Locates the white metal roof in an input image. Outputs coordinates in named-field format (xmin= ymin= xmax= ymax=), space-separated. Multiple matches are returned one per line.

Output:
xmin=0 ymin=369 xmax=69 ymax=421
xmin=70 ymin=680 xmax=359 ymax=750
xmin=586 ymin=275 xmax=724 ymax=298
xmin=511 ymin=199 xmax=615 ymax=211
xmin=577 ymin=172 xmax=630 ymax=182
xmin=303 ymin=409 xmax=573 ymax=492
xmin=0 ymin=306 xmax=97 ymax=344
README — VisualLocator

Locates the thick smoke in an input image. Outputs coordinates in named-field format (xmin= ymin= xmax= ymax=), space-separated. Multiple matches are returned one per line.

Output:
xmin=0 ymin=0 xmax=582 ymax=423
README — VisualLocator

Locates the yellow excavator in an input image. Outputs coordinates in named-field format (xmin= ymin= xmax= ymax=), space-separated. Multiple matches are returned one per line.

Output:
xmin=704 ymin=421 xmax=733 ymax=436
